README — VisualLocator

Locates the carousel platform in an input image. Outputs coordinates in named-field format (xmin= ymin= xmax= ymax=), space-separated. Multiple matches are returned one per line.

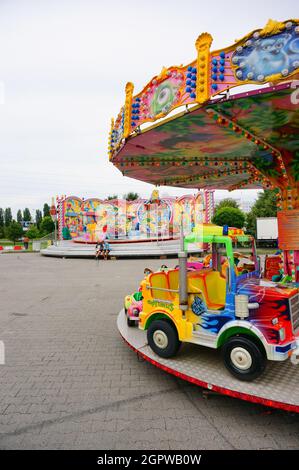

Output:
xmin=117 ymin=310 xmax=299 ymax=413
xmin=41 ymin=238 xmax=201 ymax=258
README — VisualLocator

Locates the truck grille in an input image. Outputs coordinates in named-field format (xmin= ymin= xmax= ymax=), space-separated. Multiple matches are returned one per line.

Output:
xmin=290 ymin=294 xmax=299 ymax=333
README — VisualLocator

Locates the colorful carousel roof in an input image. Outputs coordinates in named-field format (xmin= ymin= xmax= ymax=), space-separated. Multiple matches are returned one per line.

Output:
xmin=111 ymin=82 xmax=298 ymax=191
xmin=109 ymin=19 xmax=299 ymax=195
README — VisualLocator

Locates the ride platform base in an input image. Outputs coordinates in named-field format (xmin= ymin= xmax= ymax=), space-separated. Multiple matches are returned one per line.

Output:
xmin=117 ymin=310 xmax=299 ymax=413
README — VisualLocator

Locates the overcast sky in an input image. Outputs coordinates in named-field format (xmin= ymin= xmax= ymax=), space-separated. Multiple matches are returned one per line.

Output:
xmin=0 ymin=0 xmax=297 ymax=216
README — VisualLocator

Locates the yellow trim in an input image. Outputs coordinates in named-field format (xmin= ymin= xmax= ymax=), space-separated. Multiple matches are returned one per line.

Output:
xmin=195 ymin=32 xmax=213 ymax=104
xmin=260 ymin=19 xmax=288 ymax=37
xmin=108 ymin=117 xmax=114 ymax=160
xmin=124 ymin=82 xmax=134 ymax=138
xmin=156 ymin=66 xmax=170 ymax=82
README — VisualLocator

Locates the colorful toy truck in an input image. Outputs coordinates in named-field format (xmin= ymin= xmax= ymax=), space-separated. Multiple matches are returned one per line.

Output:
xmin=136 ymin=224 xmax=299 ymax=381
xmin=124 ymin=291 xmax=143 ymax=327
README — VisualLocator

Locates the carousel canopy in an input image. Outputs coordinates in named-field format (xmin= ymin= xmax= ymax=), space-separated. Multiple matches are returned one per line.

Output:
xmin=109 ymin=19 xmax=299 ymax=194
xmin=111 ymin=82 xmax=298 ymax=191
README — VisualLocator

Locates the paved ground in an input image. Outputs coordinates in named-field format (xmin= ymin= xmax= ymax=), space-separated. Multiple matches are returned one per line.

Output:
xmin=0 ymin=253 xmax=298 ymax=450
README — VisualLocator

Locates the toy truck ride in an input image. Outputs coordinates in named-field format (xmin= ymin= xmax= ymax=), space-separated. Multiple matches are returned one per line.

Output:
xmin=133 ymin=224 xmax=299 ymax=381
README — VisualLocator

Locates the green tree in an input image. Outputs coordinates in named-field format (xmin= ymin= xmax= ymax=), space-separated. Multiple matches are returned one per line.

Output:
xmin=43 ymin=203 xmax=50 ymax=217
xmin=6 ymin=221 xmax=23 ymax=244
xmin=0 ymin=208 xmax=4 ymax=229
xmin=212 ymin=207 xmax=246 ymax=229
xmin=215 ymin=198 xmax=239 ymax=212
xmin=107 ymin=194 xmax=118 ymax=200
xmin=17 ymin=210 xmax=23 ymax=224
xmin=4 ymin=208 xmax=12 ymax=226
xmin=123 ymin=192 xmax=139 ymax=201
xmin=23 ymin=208 xmax=31 ymax=222
xmin=26 ymin=225 xmax=40 ymax=239
xmin=35 ymin=209 xmax=42 ymax=228
xmin=40 ymin=216 xmax=55 ymax=235
xmin=0 ymin=208 xmax=4 ymax=238
xmin=246 ymin=190 xmax=277 ymax=237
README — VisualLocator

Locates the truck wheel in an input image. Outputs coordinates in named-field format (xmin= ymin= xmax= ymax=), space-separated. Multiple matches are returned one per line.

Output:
xmin=222 ymin=336 xmax=266 ymax=381
xmin=147 ymin=320 xmax=181 ymax=358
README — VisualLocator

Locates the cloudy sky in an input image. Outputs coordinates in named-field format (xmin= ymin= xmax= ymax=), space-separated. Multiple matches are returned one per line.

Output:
xmin=0 ymin=0 xmax=297 ymax=216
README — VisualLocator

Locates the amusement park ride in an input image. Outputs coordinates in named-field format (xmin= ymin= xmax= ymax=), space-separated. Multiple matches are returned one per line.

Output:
xmin=112 ymin=19 xmax=299 ymax=411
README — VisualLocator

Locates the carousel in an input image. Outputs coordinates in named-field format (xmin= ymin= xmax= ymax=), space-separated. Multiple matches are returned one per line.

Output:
xmin=111 ymin=19 xmax=299 ymax=412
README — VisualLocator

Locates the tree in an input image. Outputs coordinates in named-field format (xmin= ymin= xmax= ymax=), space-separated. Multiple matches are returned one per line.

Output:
xmin=123 ymin=192 xmax=139 ymax=201
xmin=107 ymin=194 xmax=118 ymax=200
xmin=0 ymin=208 xmax=4 ymax=228
xmin=246 ymin=190 xmax=277 ymax=237
xmin=17 ymin=210 xmax=23 ymax=224
xmin=23 ymin=208 xmax=31 ymax=222
xmin=212 ymin=207 xmax=246 ymax=229
xmin=35 ymin=209 xmax=42 ymax=228
xmin=0 ymin=209 xmax=3 ymax=237
xmin=0 ymin=208 xmax=4 ymax=238
xmin=26 ymin=225 xmax=40 ymax=239
xmin=40 ymin=216 xmax=55 ymax=235
xmin=6 ymin=221 xmax=23 ymax=244
xmin=43 ymin=203 xmax=50 ymax=218
xmin=215 ymin=198 xmax=239 ymax=212
xmin=4 ymin=208 xmax=12 ymax=227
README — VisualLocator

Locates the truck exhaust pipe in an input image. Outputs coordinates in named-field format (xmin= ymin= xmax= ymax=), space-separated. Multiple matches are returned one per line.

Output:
xmin=179 ymin=216 xmax=188 ymax=317
xmin=179 ymin=251 xmax=188 ymax=316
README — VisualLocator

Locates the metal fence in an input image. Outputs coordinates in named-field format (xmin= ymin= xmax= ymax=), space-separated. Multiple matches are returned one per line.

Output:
xmin=33 ymin=232 xmax=55 ymax=251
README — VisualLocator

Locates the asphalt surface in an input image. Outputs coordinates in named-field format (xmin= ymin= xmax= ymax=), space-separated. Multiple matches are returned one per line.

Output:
xmin=0 ymin=253 xmax=298 ymax=449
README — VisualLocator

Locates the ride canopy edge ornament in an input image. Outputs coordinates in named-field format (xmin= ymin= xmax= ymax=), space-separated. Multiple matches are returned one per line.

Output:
xmin=109 ymin=18 xmax=299 ymax=157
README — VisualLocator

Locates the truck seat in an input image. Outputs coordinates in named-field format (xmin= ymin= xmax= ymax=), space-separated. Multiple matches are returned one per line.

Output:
xmin=204 ymin=271 xmax=226 ymax=308
xmin=168 ymin=269 xmax=179 ymax=291
xmin=187 ymin=270 xmax=225 ymax=310
xmin=148 ymin=272 xmax=172 ymax=301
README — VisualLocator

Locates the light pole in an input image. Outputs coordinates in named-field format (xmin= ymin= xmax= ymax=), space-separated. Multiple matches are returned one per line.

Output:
xmin=50 ymin=197 xmax=57 ymax=246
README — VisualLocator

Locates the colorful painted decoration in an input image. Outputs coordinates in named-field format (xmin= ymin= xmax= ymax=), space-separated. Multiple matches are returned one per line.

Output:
xmin=191 ymin=296 xmax=207 ymax=316
xmin=56 ymin=191 xmax=215 ymax=241
xmin=108 ymin=18 xmax=299 ymax=160
xmin=232 ymin=23 xmax=299 ymax=83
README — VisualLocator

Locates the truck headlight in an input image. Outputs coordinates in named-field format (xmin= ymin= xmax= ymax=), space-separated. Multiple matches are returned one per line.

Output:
xmin=279 ymin=327 xmax=286 ymax=341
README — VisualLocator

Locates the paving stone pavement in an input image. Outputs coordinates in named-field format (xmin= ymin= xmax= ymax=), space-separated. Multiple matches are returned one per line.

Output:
xmin=0 ymin=253 xmax=298 ymax=450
